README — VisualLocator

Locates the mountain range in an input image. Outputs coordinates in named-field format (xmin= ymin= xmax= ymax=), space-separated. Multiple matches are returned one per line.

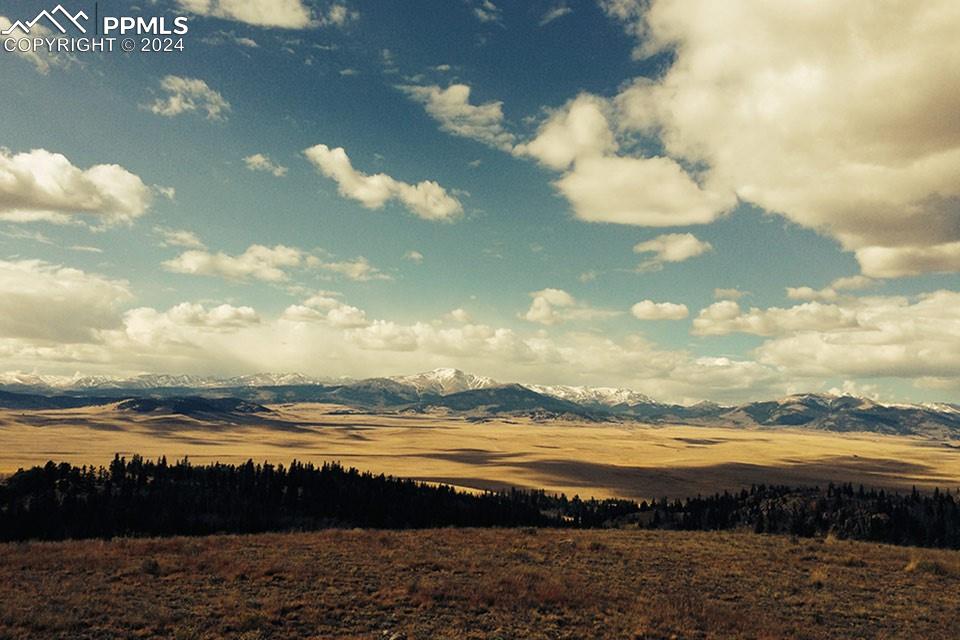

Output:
xmin=1 ymin=368 xmax=958 ymax=438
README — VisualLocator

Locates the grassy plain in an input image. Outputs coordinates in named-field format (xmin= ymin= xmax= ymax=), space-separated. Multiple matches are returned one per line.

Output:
xmin=1 ymin=403 xmax=958 ymax=499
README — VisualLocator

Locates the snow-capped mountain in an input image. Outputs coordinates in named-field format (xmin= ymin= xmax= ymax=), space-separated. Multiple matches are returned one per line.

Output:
xmin=2 ymin=368 xmax=958 ymax=438
xmin=0 ymin=371 xmax=338 ymax=391
xmin=390 ymin=368 xmax=498 ymax=396
xmin=525 ymin=384 xmax=656 ymax=408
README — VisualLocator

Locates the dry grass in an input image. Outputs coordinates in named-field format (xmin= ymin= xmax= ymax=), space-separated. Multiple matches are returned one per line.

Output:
xmin=904 ymin=550 xmax=960 ymax=577
xmin=1 ymin=403 xmax=958 ymax=501
xmin=1 ymin=528 xmax=958 ymax=639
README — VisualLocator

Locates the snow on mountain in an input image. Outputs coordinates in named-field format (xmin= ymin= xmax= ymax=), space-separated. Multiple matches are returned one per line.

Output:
xmin=390 ymin=368 xmax=498 ymax=396
xmin=525 ymin=384 xmax=656 ymax=407
xmin=0 ymin=372 xmax=338 ymax=391
xmin=225 ymin=373 xmax=341 ymax=387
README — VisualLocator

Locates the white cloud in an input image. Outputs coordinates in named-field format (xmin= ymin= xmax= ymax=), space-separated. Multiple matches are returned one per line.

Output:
xmin=714 ymin=288 xmax=746 ymax=301
xmin=403 ymin=250 xmax=424 ymax=263
xmin=473 ymin=0 xmax=501 ymax=23
xmin=317 ymin=256 xmax=391 ymax=282
xmin=147 ymin=75 xmax=231 ymax=121
xmin=517 ymin=93 xmax=735 ymax=226
xmin=121 ymin=304 xmax=262 ymax=355
xmin=399 ymin=84 xmax=516 ymax=151
xmin=326 ymin=304 xmax=368 ymax=328
xmin=176 ymin=0 xmax=314 ymax=29
xmin=754 ymin=291 xmax=960 ymax=380
xmin=539 ymin=4 xmax=572 ymax=26
xmin=0 ymin=271 xmax=791 ymax=403
xmin=165 ymin=303 xmax=260 ymax=329
xmin=446 ymin=308 xmax=472 ymax=323
xmin=303 ymin=144 xmax=463 ymax=221
xmin=608 ymin=0 xmax=960 ymax=276
xmin=855 ymin=243 xmax=960 ymax=279
xmin=693 ymin=300 xmax=859 ymax=337
xmin=522 ymin=288 xmax=618 ymax=325
xmin=786 ymin=275 xmax=876 ymax=302
xmin=631 ymin=300 xmax=689 ymax=320
xmin=200 ymin=31 xmax=260 ymax=47
xmin=523 ymin=288 xmax=573 ymax=325
xmin=554 ymin=155 xmax=735 ymax=227
xmin=163 ymin=244 xmax=306 ymax=282
xmin=0 ymin=148 xmax=152 ymax=226
xmin=633 ymin=233 xmax=712 ymax=269
xmin=282 ymin=294 xmax=369 ymax=328
xmin=515 ymin=94 xmax=615 ymax=170
xmin=154 ymin=227 xmax=206 ymax=249
xmin=319 ymin=4 xmax=358 ymax=27
xmin=0 ymin=259 xmax=130 ymax=343
xmin=243 ymin=153 xmax=288 ymax=177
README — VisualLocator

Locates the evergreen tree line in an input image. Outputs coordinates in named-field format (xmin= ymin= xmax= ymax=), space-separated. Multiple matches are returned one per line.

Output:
xmin=0 ymin=457 xmax=957 ymax=548
xmin=0 ymin=456 xmax=635 ymax=541
xmin=637 ymin=483 xmax=960 ymax=548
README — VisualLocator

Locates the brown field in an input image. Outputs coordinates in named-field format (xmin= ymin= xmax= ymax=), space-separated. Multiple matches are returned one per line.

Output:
xmin=0 ymin=404 xmax=960 ymax=499
xmin=1 ymin=403 xmax=959 ymax=499
xmin=1 ymin=528 xmax=958 ymax=639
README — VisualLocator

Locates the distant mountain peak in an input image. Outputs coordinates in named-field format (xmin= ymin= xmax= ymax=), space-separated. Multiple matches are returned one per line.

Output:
xmin=525 ymin=384 xmax=656 ymax=407
xmin=390 ymin=368 xmax=498 ymax=396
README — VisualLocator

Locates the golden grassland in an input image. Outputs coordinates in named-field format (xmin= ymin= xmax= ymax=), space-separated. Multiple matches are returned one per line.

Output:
xmin=1 ymin=403 xmax=958 ymax=499
xmin=1 ymin=528 xmax=958 ymax=639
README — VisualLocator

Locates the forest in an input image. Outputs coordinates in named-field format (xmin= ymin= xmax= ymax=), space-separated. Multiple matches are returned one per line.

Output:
xmin=0 ymin=456 xmax=958 ymax=549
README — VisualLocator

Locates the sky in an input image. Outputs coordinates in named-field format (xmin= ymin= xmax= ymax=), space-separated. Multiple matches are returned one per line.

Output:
xmin=0 ymin=0 xmax=959 ymax=404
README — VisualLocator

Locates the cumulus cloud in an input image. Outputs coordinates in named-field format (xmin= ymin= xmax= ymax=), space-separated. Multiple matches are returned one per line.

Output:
xmin=633 ymin=233 xmax=712 ymax=270
xmin=446 ymin=308 xmax=472 ymax=323
xmin=175 ymin=0 xmax=314 ymax=29
xmin=522 ymin=288 xmax=618 ymax=325
xmin=154 ymin=227 xmax=205 ymax=249
xmin=714 ymin=288 xmax=746 ymax=301
xmin=399 ymin=84 xmax=516 ymax=151
xmin=243 ymin=153 xmax=288 ymax=177
xmin=318 ymin=4 xmax=358 ymax=27
xmin=607 ymin=0 xmax=960 ymax=276
xmin=303 ymin=144 xmax=463 ymax=221
xmin=147 ymin=75 xmax=231 ymax=121
xmin=163 ymin=244 xmax=306 ymax=282
xmin=855 ymin=243 xmax=960 ymax=279
xmin=0 ymin=266 xmax=795 ymax=403
xmin=403 ymin=250 xmax=424 ymax=263
xmin=0 ymin=259 xmax=130 ymax=343
xmin=518 ymin=93 xmax=734 ymax=226
xmin=754 ymin=291 xmax=960 ymax=380
xmin=282 ymin=294 xmax=369 ymax=328
xmin=786 ymin=275 xmax=876 ymax=302
xmin=553 ymin=155 xmax=734 ymax=227
xmin=317 ymin=256 xmax=391 ymax=282
xmin=155 ymin=303 xmax=259 ymax=330
xmin=515 ymin=95 xmax=616 ymax=170
xmin=0 ymin=148 xmax=152 ymax=226
xmin=693 ymin=300 xmax=859 ymax=337
xmin=631 ymin=300 xmax=689 ymax=320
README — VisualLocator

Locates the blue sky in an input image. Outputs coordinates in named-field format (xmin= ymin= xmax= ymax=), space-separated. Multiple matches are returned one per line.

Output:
xmin=1 ymin=0 xmax=958 ymax=403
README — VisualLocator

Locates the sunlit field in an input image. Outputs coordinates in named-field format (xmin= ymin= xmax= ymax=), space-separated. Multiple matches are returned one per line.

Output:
xmin=2 ymin=402 xmax=957 ymax=500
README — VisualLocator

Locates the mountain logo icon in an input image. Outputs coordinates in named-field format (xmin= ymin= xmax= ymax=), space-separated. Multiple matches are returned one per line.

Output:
xmin=1 ymin=5 xmax=88 ymax=35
